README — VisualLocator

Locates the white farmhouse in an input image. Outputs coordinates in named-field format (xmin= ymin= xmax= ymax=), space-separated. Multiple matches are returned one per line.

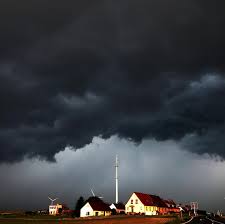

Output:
xmin=125 ymin=192 xmax=168 ymax=215
xmin=80 ymin=197 xmax=111 ymax=217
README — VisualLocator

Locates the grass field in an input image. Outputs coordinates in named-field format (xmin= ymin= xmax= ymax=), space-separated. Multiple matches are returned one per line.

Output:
xmin=0 ymin=215 xmax=177 ymax=224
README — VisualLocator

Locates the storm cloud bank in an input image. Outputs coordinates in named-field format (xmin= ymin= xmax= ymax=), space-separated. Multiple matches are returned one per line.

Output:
xmin=1 ymin=0 xmax=225 ymax=162
xmin=1 ymin=136 xmax=225 ymax=211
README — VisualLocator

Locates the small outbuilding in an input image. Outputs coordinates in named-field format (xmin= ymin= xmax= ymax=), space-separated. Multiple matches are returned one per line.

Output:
xmin=80 ymin=197 xmax=111 ymax=217
xmin=110 ymin=202 xmax=125 ymax=214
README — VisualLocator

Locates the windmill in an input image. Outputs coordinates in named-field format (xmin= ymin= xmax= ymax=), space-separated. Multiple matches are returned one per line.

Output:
xmin=48 ymin=197 xmax=58 ymax=205
xmin=90 ymin=188 xmax=103 ymax=199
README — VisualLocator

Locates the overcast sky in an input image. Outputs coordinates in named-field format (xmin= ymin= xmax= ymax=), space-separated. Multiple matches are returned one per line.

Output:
xmin=1 ymin=0 xmax=225 ymax=212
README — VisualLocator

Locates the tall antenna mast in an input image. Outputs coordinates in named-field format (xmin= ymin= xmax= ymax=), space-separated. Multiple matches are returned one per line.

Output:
xmin=115 ymin=155 xmax=119 ymax=204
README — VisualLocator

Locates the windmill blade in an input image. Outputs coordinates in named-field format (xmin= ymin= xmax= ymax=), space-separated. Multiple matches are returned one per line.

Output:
xmin=52 ymin=198 xmax=58 ymax=202
xmin=48 ymin=197 xmax=53 ymax=201
xmin=90 ymin=188 xmax=103 ymax=199
xmin=90 ymin=188 xmax=95 ymax=197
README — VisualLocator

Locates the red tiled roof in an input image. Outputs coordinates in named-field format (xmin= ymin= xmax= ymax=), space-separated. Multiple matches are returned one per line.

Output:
xmin=87 ymin=197 xmax=111 ymax=211
xmin=164 ymin=199 xmax=176 ymax=206
xmin=134 ymin=192 xmax=167 ymax=207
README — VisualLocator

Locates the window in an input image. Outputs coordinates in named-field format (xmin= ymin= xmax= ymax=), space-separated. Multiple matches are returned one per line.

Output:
xmin=86 ymin=212 xmax=90 ymax=216
xmin=131 ymin=199 xmax=133 ymax=204
xmin=135 ymin=199 xmax=138 ymax=204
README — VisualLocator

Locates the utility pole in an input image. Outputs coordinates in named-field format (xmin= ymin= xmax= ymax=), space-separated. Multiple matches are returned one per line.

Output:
xmin=115 ymin=155 xmax=119 ymax=204
xmin=190 ymin=202 xmax=198 ymax=216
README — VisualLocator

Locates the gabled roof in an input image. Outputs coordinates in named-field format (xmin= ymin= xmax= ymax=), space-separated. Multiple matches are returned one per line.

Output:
xmin=86 ymin=197 xmax=111 ymax=211
xmin=134 ymin=192 xmax=167 ymax=207
xmin=113 ymin=202 xmax=125 ymax=210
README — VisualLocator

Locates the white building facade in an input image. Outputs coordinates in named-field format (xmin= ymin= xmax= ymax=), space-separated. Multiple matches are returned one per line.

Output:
xmin=80 ymin=202 xmax=95 ymax=217
xmin=125 ymin=192 xmax=159 ymax=215
xmin=49 ymin=204 xmax=62 ymax=215
xmin=125 ymin=192 xmax=146 ymax=215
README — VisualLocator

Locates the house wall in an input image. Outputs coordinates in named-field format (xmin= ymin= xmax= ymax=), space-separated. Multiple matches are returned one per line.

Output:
xmin=104 ymin=211 xmax=111 ymax=216
xmin=49 ymin=204 xmax=62 ymax=215
xmin=157 ymin=207 xmax=168 ymax=215
xmin=145 ymin=206 xmax=157 ymax=216
xmin=84 ymin=210 xmax=111 ymax=217
xmin=80 ymin=203 xmax=94 ymax=217
xmin=93 ymin=211 xmax=104 ymax=216
xmin=80 ymin=203 xmax=111 ymax=217
xmin=49 ymin=206 xmax=57 ymax=215
xmin=169 ymin=208 xmax=180 ymax=213
xmin=125 ymin=193 xmax=145 ymax=214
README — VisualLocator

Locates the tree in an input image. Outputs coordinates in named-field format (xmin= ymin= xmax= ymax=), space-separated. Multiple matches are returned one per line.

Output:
xmin=74 ymin=196 xmax=85 ymax=217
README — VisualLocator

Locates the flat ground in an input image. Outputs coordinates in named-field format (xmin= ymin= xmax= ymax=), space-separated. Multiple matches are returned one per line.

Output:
xmin=0 ymin=215 xmax=176 ymax=224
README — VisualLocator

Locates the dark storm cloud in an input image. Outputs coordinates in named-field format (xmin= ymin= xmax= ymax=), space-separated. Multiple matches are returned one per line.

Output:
xmin=0 ymin=137 xmax=224 ymax=211
xmin=1 ymin=0 xmax=225 ymax=162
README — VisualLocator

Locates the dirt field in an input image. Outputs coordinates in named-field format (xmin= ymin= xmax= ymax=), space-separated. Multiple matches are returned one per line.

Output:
xmin=0 ymin=216 xmax=175 ymax=224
